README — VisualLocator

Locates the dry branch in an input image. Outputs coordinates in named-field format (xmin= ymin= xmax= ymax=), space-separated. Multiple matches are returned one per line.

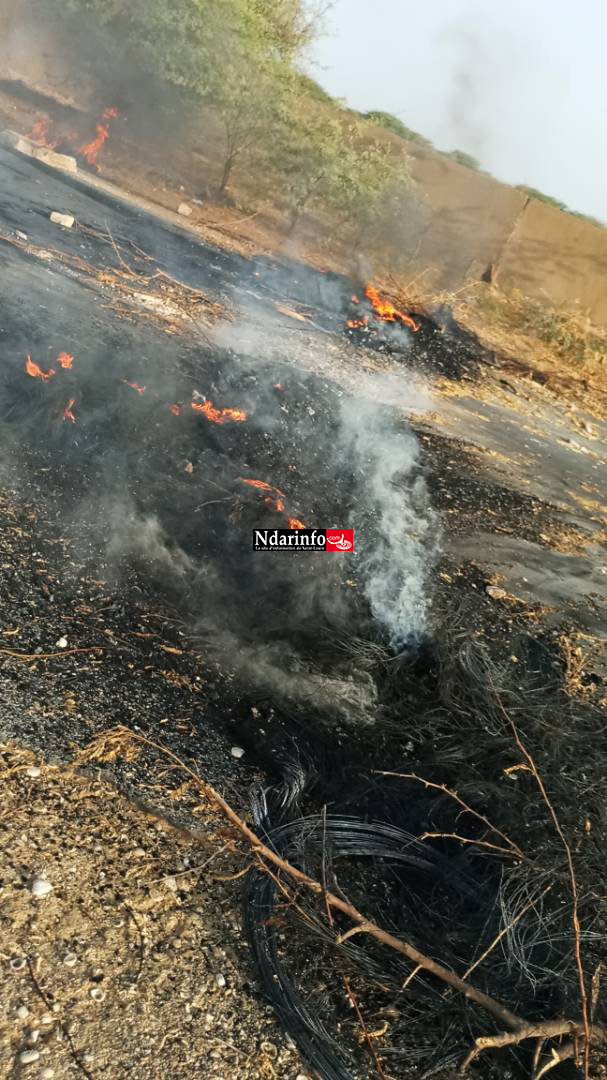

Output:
xmin=77 ymin=726 xmax=607 ymax=1077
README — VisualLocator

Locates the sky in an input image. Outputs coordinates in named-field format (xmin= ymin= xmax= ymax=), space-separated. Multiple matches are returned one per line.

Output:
xmin=308 ymin=0 xmax=607 ymax=221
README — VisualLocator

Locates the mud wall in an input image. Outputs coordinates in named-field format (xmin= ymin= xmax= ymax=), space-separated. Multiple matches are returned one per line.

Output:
xmin=408 ymin=144 xmax=607 ymax=326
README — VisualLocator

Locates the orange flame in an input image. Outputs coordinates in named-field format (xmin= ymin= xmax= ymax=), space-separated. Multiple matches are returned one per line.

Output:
xmin=364 ymin=285 xmax=420 ymax=332
xmin=347 ymin=316 xmax=369 ymax=329
xmin=169 ymin=403 xmax=182 ymax=416
xmin=63 ymin=399 xmax=76 ymax=423
xmin=78 ymin=107 xmax=118 ymax=168
xmin=288 ymin=518 xmax=306 ymax=529
xmin=30 ymin=117 xmax=56 ymax=149
xmin=239 ymin=477 xmax=286 ymax=514
xmin=191 ymin=400 xmax=247 ymax=425
xmin=25 ymin=355 xmax=55 ymax=381
xmin=57 ymin=352 xmax=74 ymax=369
xmin=122 ymin=380 xmax=146 ymax=394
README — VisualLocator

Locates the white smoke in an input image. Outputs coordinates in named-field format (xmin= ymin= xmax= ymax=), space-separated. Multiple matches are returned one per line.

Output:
xmin=339 ymin=376 xmax=438 ymax=647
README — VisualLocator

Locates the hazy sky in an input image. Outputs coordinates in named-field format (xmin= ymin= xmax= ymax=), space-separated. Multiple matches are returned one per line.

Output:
xmin=309 ymin=0 xmax=607 ymax=220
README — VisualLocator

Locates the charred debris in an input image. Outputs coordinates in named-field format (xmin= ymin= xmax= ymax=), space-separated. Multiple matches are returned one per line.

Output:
xmin=1 ymin=147 xmax=605 ymax=1080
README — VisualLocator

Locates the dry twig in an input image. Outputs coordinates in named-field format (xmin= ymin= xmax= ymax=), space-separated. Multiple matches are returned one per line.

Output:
xmin=76 ymin=726 xmax=607 ymax=1078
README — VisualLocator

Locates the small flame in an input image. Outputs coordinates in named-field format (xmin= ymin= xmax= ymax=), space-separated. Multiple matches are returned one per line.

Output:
xmin=169 ymin=403 xmax=182 ymax=416
xmin=364 ymin=285 xmax=420 ymax=332
xmin=25 ymin=355 xmax=55 ymax=381
xmin=63 ymin=398 xmax=76 ymax=423
xmin=122 ymin=380 xmax=146 ymax=394
xmin=191 ymin=400 xmax=247 ymax=425
xmin=30 ymin=117 xmax=56 ymax=149
xmin=288 ymin=518 xmax=306 ymax=529
xmin=239 ymin=477 xmax=286 ymax=514
xmin=57 ymin=352 xmax=74 ymax=369
xmin=78 ymin=107 xmax=118 ymax=168
xmin=347 ymin=316 xmax=369 ymax=329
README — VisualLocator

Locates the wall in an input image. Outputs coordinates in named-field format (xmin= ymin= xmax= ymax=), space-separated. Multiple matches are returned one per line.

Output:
xmin=407 ymin=143 xmax=607 ymax=326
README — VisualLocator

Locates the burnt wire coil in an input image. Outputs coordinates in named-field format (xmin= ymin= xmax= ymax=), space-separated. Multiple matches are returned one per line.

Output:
xmin=244 ymin=802 xmax=477 ymax=1080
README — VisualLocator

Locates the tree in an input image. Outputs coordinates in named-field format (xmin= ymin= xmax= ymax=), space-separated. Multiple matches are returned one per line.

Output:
xmin=44 ymin=0 xmax=317 ymax=195
xmin=267 ymin=106 xmax=420 ymax=259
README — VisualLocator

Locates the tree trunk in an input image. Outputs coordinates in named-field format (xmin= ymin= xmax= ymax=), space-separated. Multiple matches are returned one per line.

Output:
xmin=217 ymin=151 xmax=235 ymax=197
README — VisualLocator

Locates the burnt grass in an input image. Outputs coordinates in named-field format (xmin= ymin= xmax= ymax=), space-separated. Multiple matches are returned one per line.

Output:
xmin=1 ymin=152 xmax=606 ymax=1078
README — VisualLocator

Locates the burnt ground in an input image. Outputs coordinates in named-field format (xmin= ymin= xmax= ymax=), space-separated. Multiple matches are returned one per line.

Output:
xmin=1 ymin=145 xmax=607 ymax=1080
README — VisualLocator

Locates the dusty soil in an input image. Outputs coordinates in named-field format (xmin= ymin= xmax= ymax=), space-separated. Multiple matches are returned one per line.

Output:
xmin=0 ymin=746 xmax=308 ymax=1080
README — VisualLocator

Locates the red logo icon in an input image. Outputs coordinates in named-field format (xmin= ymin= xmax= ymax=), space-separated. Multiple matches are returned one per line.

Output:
xmin=325 ymin=529 xmax=354 ymax=551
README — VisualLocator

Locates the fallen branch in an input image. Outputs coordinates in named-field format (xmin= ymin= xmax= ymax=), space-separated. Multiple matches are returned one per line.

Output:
xmin=78 ymin=727 xmax=607 ymax=1076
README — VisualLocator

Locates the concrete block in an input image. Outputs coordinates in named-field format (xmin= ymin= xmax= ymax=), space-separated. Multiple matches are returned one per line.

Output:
xmin=50 ymin=211 xmax=75 ymax=228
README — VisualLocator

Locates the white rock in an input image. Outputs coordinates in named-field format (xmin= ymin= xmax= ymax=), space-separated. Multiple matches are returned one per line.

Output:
xmin=55 ymin=637 xmax=68 ymax=648
xmin=28 ymin=1028 xmax=40 ymax=1043
xmin=89 ymin=988 xmax=105 ymax=1002
xmin=41 ymin=1070 xmax=55 ymax=1079
xmin=19 ymin=1049 xmax=40 ymax=1064
xmin=26 ymin=765 xmax=41 ymax=778
xmin=164 ymin=876 xmax=178 ymax=892
xmin=16 ymin=230 xmax=28 ymax=241
xmin=177 ymin=202 xmax=192 ymax=217
xmin=50 ymin=212 xmax=74 ymax=228
xmin=16 ymin=1005 xmax=29 ymax=1019
xmin=63 ymin=953 xmax=77 ymax=967
xmin=10 ymin=956 xmax=26 ymax=971
xmin=230 ymin=746 xmax=245 ymax=759
xmin=40 ymin=1014 xmax=53 ymax=1025
xmin=485 ymin=585 xmax=506 ymax=600
xmin=214 ymin=973 xmax=226 ymax=988
xmin=30 ymin=877 xmax=53 ymax=898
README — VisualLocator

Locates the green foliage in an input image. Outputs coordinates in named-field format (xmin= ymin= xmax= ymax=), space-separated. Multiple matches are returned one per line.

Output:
xmin=517 ymin=185 xmax=569 ymax=212
xmin=266 ymin=107 xmax=420 ymax=259
xmin=446 ymin=149 xmax=481 ymax=170
xmin=363 ymin=111 xmax=432 ymax=147
xmin=295 ymin=73 xmax=335 ymax=105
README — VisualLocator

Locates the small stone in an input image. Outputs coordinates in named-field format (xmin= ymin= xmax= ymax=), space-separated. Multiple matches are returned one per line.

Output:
xmin=214 ymin=973 xmax=226 ymax=988
xmin=10 ymin=956 xmax=26 ymax=971
xmin=50 ymin=211 xmax=74 ymax=228
xmin=19 ymin=1049 xmax=40 ymax=1064
xmin=177 ymin=202 xmax=192 ymax=217
xmin=131 ymin=847 xmax=146 ymax=858
xmin=16 ymin=230 xmax=28 ymax=241
xmin=164 ymin=876 xmax=178 ymax=892
xmin=16 ymin=1005 xmax=29 ymax=1020
xmin=26 ymin=765 xmax=41 ymax=778
xmin=230 ymin=746 xmax=245 ymax=759
xmin=89 ymin=988 xmax=105 ymax=1002
xmin=485 ymin=585 xmax=506 ymax=600
xmin=55 ymin=637 xmax=68 ymax=648
xmin=40 ymin=1014 xmax=53 ymax=1025
xmin=82 ymin=1052 xmax=94 ymax=1064
xmin=63 ymin=953 xmax=77 ymax=967
xmin=27 ymin=1028 xmax=40 ymax=1044
xmin=30 ymin=877 xmax=53 ymax=898
xmin=41 ymin=1070 xmax=55 ymax=1079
